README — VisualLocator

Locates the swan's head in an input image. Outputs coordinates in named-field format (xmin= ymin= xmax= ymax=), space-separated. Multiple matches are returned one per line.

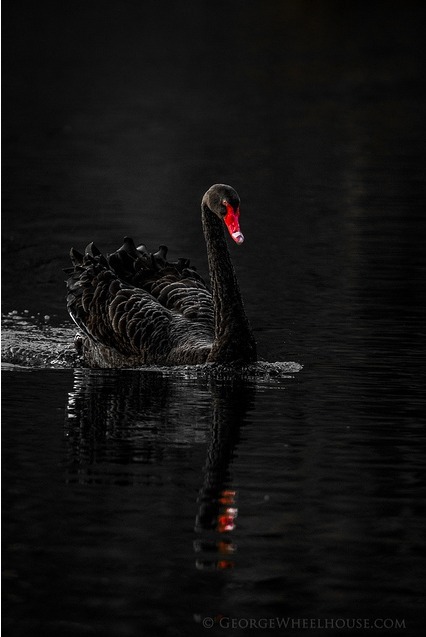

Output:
xmin=202 ymin=184 xmax=244 ymax=244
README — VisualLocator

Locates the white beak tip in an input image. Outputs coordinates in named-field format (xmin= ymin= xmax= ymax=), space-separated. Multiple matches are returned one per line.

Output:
xmin=232 ymin=232 xmax=244 ymax=244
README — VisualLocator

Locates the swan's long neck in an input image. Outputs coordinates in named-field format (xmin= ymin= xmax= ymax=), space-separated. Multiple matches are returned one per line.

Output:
xmin=202 ymin=204 xmax=256 ymax=363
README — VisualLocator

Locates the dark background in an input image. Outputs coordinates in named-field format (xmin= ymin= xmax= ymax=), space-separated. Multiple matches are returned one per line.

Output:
xmin=3 ymin=0 xmax=425 ymax=328
xmin=2 ymin=3 xmax=426 ymax=634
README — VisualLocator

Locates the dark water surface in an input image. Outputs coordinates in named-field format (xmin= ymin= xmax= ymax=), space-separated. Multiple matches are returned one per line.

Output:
xmin=2 ymin=1 xmax=426 ymax=635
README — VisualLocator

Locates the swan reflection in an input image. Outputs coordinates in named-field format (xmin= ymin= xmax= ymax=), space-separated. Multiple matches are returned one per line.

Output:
xmin=193 ymin=488 xmax=238 ymax=571
xmin=65 ymin=368 xmax=255 ymax=569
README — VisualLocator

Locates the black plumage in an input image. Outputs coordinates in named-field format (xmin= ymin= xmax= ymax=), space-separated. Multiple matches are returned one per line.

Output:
xmin=65 ymin=184 xmax=257 ymax=367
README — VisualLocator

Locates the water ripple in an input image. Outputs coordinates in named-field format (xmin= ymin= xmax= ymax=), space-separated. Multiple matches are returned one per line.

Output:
xmin=1 ymin=311 xmax=302 ymax=381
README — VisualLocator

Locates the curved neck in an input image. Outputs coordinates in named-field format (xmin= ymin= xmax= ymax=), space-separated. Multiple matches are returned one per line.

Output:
xmin=202 ymin=204 xmax=256 ymax=363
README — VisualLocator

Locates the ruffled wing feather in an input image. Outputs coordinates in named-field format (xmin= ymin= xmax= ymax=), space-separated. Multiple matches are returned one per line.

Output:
xmin=65 ymin=238 xmax=214 ymax=364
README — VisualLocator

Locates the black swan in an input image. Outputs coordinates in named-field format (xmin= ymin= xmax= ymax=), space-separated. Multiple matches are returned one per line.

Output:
xmin=65 ymin=184 xmax=257 ymax=367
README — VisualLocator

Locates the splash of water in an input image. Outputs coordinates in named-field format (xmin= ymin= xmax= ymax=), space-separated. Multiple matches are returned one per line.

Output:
xmin=1 ymin=311 xmax=77 ymax=369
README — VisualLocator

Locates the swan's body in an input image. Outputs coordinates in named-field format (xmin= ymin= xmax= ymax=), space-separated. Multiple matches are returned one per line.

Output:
xmin=65 ymin=184 xmax=257 ymax=367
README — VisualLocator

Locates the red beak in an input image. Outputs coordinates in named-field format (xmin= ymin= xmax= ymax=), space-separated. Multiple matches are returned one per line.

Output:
xmin=224 ymin=204 xmax=244 ymax=244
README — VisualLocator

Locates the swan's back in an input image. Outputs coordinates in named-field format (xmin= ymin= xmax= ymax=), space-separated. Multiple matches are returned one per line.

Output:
xmin=65 ymin=238 xmax=215 ymax=367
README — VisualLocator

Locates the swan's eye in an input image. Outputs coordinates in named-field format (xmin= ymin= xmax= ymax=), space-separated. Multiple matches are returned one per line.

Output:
xmin=222 ymin=199 xmax=228 ymax=206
